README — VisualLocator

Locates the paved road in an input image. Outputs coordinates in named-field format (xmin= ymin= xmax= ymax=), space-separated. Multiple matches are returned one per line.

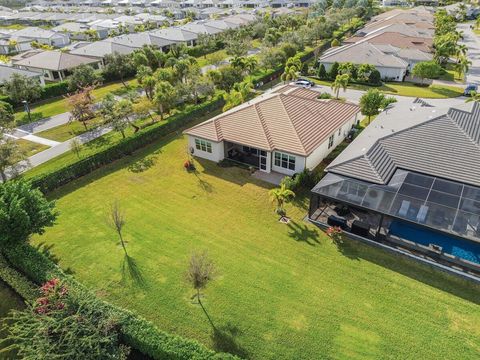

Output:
xmin=17 ymin=111 xmax=71 ymax=134
xmin=5 ymin=124 xmax=114 ymax=180
xmin=307 ymin=84 xmax=467 ymax=108
xmin=458 ymin=22 xmax=480 ymax=85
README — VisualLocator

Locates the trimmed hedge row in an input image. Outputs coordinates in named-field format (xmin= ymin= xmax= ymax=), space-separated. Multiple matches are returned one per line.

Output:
xmin=31 ymin=97 xmax=224 ymax=193
xmin=0 ymin=254 xmax=38 ymax=301
xmin=2 ymin=244 xmax=238 ymax=360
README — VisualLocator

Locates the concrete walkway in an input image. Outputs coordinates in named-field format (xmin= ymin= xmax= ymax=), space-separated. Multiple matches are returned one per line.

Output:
xmin=17 ymin=111 xmax=71 ymax=134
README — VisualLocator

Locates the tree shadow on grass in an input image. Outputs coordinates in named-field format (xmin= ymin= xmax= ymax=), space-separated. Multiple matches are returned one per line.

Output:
xmin=193 ymin=170 xmax=214 ymax=194
xmin=287 ymin=221 xmax=320 ymax=246
xmin=330 ymin=235 xmax=360 ymax=261
xmin=211 ymin=322 xmax=249 ymax=359
xmin=127 ymin=155 xmax=158 ymax=173
xmin=17 ymin=112 xmax=44 ymax=125
xmin=34 ymin=242 xmax=75 ymax=275
xmin=121 ymin=254 xmax=147 ymax=289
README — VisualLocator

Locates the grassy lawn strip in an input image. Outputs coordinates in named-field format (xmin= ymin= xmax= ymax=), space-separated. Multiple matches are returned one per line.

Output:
xmin=309 ymin=78 xmax=464 ymax=98
xmin=16 ymin=139 xmax=50 ymax=157
xmin=32 ymin=132 xmax=480 ymax=360
xmin=37 ymin=117 xmax=105 ymax=142
xmin=14 ymin=79 xmax=139 ymax=125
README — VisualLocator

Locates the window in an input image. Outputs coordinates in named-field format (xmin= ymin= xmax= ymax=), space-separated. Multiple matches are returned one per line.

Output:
xmin=274 ymin=152 xmax=295 ymax=171
xmin=328 ymin=134 xmax=334 ymax=149
xmin=338 ymin=128 xmax=341 ymax=136
xmin=195 ymin=138 xmax=212 ymax=153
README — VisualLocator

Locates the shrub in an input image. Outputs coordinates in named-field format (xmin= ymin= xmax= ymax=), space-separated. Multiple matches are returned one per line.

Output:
xmin=42 ymin=81 xmax=69 ymax=99
xmin=2 ymin=244 xmax=238 ymax=360
xmin=368 ymin=69 xmax=381 ymax=85
xmin=31 ymin=97 xmax=225 ymax=193
xmin=317 ymin=64 xmax=327 ymax=79
xmin=329 ymin=62 xmax=339 ymax=79
xmin=318 ymin=92 xmax=333 ymax=99
xmin=331 ymin=38 xmax=341 ymax=47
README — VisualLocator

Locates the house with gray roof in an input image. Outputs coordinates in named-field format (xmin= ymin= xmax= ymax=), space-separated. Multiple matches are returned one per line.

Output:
xmin=0 ymin=64 xmax=45 ymax=86
xmin=150 ymin=27 xmax=198 ymax=46
xmin=69 ymin=39 xmax=136 ymax=61
xmin=12 ymin=49 xmax=101 ymax=81
xmin=10 ymin=26 xmax=70 ymax=49
xmin=309 ymin=99 xmax=480 ymax=273
xmin=319 ymin=41 xmax=408 ymax=82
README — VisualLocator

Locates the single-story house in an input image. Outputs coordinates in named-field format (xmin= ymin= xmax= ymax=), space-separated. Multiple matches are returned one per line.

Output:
xmin=51 ymin=22 xmax=106 ymax=41
xmin=10 ymin=26 xmax=70 ymax=48
xmin=12 ymin=50 xmax=102 ymax=81
xmin=309 ymin=99 xmax=480 ymax=272
xmin=150 ymin=27 xmax=198 ymax=46
xmin=69 ymin=40 xmax=137 ymax=63
xmin=184 ymin=85 xmax=360 ymax=176
xmin=107 ymin=32 xmax=176 ymax=52
xmin=319 ymin=41 xmax=408 ymax=82
xmin=344 ymin=31 xmax=432 ymax=53
xmin=0 ymin=64 xmax=45 ymax=86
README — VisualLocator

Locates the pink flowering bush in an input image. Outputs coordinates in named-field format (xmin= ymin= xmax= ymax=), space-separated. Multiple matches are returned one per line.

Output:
xmin=35 ymin=278 xmax=68 ymax=315
xmin=326 ymin=226 xmax=343 ymax=244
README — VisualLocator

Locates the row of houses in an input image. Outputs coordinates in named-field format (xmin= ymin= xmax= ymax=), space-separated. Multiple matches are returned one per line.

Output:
xmin=186 ymin=79 xmax=480 ymax=274
xmin=24 ymin=0 xmax=313 ymax=10
xmin=319 ymin=6 xmax=435 ymax=82
xmin=7 ymin=13 xmax=256 ymax=82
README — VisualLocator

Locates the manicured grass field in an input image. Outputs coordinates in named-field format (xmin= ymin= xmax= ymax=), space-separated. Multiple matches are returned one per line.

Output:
xmin=32 ymin=133 xmax=480 ymax=359
xmin=37 ymin=117 xmax=105 ymax=142
xmin=14 ymin=80 xmax=138 ymax=125
xmin=16 ymin=139 xmax=49 ymax=157
xmin=310 ymin=78 xmax=464 ymax=98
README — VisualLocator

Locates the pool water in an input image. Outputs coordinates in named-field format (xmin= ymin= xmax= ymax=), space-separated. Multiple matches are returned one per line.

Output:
xmin=389 ymin=221 xmax=480 ymax=264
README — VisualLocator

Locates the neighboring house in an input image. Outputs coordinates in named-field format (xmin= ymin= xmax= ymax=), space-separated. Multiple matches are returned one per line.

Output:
xmin=344 ymin=32 xmax=432 ymax=53
xmin=0 ymin=64 xmax=45 ymax=86
xmin=180 ymin=21 xmax=224 ymax=35
xmin=69 ymin=40 xmax=137 ymax=63
xmin=12 ymin=50 xmax=101 ymax=81
xmin=319 ymin=42 xmax=408 ymax=82
xmin=374 ymin=44 xmax=433 ymax=69
xmin=107 ymin=32 xmax=176 ymax=52
xmin=151 ymin=27 xmax=198 ymax=46
xmin=308 ymin=99 xmax=480 ymax=272
xmin=52 ymin=22 xmax=101 ymax=41
xmin=184 ymin=85 xmax=360 ymax=176
xmin=10 ymin=26 xmax=70 ymax=48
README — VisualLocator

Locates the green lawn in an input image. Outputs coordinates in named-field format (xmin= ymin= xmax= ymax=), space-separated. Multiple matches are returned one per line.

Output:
xmin=32 ymin=133 xmax=480 ymax=359
xmin=37 ymin=117 xmax=105 ymax=142
xmin=309 ymin=78 xmax=464 ymax=98
xmin=196 ymin=49 xmax=229 ymax=68
xmin=16 ymin=139 xmax=49 ymax=157
xmin=14 ymin=80 xmax=138 ymax=125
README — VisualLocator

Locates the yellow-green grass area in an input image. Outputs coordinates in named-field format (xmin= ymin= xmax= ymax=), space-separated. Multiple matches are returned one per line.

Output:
xmin=22 ymin=106 xmax=208 ymax=179
xmin=437 ymin=63 xmax=465 ymax=83
xmin=32 ymin=133 xmax=480 ymax=359
xmin=14 ymin=79 xmax=139 ymax=125
xmin=16 ymin=138 xmax=49 ymax=157
xmin=196 ymin=49 xmax=229 ymax=68
xmin=309 ymin=78 xmax=464 ymax=98
xmin=0 ymin=24 xmax=25 ymax=30
xmin=37 ymin=117 xmax=105 ymax=142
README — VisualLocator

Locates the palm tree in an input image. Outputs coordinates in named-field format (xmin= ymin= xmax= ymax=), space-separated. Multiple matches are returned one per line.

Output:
xmin=230 ymin=56 xmax=246 ymax=71
xmin=269 ymin=184 xmax=295 ymax=218
xmin=456 ymin=55 xmax=472 ymax=80
xmin=455 ymin=44 xmax=468 ymax=58
xmin=331 ymin=74 xmax=350 ymax=99
xmin=466 ymin=91 xmax=480 ymax=103
xmin=244 ymin=57 xmax=257 ymax=74
xmin=281 ymin=66 xmax=298 ymax=84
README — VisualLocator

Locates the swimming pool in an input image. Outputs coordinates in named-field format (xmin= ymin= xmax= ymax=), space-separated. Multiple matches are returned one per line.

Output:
xmin=389 ymin=221 xmax=480 ymax=264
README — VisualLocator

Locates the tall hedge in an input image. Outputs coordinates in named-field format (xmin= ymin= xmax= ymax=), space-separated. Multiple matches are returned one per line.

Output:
xmin=31 ymin=97 xmax=224 ymax=193
xmin=1 ymin=244 xmax=238 ymax=360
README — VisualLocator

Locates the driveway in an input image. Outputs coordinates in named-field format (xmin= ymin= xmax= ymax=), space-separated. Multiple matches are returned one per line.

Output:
xmin=458 ymin=22 xmax=480 ymax=85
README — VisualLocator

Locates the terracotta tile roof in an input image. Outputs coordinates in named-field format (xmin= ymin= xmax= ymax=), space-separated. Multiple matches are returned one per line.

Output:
xmin=345 ymin=32 xmax=432 ymax=52
xmin=184 ymin=87 xmax=360 ymax=156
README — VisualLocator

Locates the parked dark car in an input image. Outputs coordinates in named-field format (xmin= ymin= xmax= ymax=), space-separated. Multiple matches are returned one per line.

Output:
xmin=464 ymin=84 xmax=478 ymax=96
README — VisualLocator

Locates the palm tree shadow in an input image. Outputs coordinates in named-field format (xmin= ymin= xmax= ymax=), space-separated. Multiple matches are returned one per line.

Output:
xmin=193 ymin=170 xmax=214 ymax=194
xmin=331 ymin=236 xmax=360 ymax=261
xmin=287 ymin=221 xmax=320 ymax=246
xmin=34 ymin=242 xmax=75 ymax=275
xmin=211 ymin=322 xmax=249 ymax=359
xmin=121 ymin=254 xmax=148 ymax=289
